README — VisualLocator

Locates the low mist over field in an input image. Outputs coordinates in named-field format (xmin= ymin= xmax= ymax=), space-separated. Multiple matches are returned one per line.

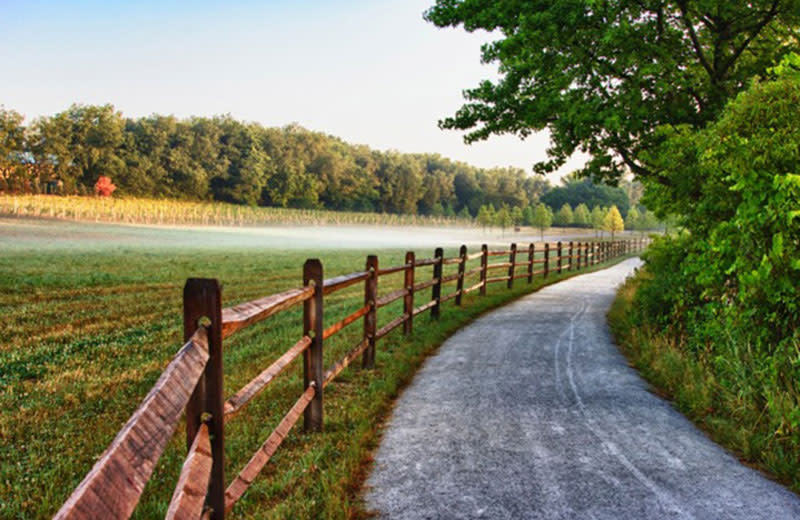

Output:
xmin=0 ymin=217 xmax=600 ymax=252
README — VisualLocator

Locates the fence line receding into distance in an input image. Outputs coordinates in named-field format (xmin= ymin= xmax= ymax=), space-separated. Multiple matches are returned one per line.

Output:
xmin=54 ymin=238 xmax=648 ymax=520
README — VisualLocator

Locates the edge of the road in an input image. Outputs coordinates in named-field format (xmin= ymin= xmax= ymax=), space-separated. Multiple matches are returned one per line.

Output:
xmin=352 ymin=254 xmax=640 ymax=516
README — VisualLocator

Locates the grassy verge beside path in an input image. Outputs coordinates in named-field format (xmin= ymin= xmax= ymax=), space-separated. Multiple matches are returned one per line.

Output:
xmin=609 ymin=271 xmax=800 ymax=496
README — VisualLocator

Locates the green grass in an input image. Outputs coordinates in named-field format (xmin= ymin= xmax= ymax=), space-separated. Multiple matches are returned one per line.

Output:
xmin=608 ymin=271 xmax=800 ymax=495
xmin=0 ymin=219 xmax=630 ymax=519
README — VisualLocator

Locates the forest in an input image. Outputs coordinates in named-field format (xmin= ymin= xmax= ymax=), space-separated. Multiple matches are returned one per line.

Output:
xmin=0 ymin=104 xmax=660 ymax=228
xmin=0 ymin=104 xmax=551 ymax=217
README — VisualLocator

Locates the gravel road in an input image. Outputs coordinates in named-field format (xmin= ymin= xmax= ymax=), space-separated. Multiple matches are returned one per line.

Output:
xmin=365 ymin=258 xmax=800 ymax=519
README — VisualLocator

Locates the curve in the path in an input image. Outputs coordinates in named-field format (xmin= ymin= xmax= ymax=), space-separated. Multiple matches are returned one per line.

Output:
xmin=365 ymin=258 xmax=800 ymax=520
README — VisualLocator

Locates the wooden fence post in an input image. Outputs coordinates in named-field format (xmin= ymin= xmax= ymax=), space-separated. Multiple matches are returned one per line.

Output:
xmin=362 ymin=255 xmax=378 ymax=368
xmin=557 ymin=241 xmax=563 ymax=274
xmin=183 ymin=279 xmax=225 ymax=519
xmin=480 ymin=244 xmax=488 ymax=296
xmin=455 ymin=245 xmax=467 ymax=306
xmin=568 ymin=241 xmax=574 ymax=271
xmin=403 ymin=251 xmax=414 ymax=335
xmin=507 ymin=243 xmax=517 ymax=289
xmin=431 ymin=247 xmax=443 ymax=319
xmin=527 ymin=243 xmax=534 ymax=283
xmin=544 ymin=242 xmax=550 ymax=278
xmin=303 ymin=260 xmax=324 ymax=432
xmin=576 ymin=241 xmax=582 ymax=270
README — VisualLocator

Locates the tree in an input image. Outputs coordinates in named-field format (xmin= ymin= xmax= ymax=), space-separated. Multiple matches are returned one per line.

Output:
xmin=495 ymin=205 xmax=512 ymax=235
xmin=531 ymin=203 xmax=553 ymax=241
xmin=639 ymin=210 xmax=660 ymax=233
xmin=625 ymin=207 xmax=641 ymax=231
xmin=425 ymin=1 xmax=800 ymax=187
xmin=476 ymin=204 xmax=494 ymax=231
xmin=210 ymin=118 xmax=269 ymax=206
xmin=573 ymin=203 xmax=590 ymax=228
xmin=554 ymin=203 xmax=573 ymax=227
xmin=457 ymin=206 xmax=472 ymax=220
xmin=94 ymin=175 xmax=116 ymax=197
xmin=521 ymin=205 xmax=534 ymax=226
xmin=0 ymin=108 xmax=25 ymax=185
xmin=63 ymin=104 xmax=126 ymax=188
xmin=603 ymin=205 xmax=625 ymax=239
xmin=511 ymin=206 xmax=523 ymax=226
xmin=591 ymin=206 xmax=607 ymax=238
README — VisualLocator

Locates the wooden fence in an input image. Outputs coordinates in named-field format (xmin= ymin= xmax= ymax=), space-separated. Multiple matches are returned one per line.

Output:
xmin=54 ymin=238 xmax=646 ymax=519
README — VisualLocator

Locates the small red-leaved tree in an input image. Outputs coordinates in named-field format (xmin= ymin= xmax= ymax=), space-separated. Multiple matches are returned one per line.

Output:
xmin=94 ymin=176 xmax=116 ymax=197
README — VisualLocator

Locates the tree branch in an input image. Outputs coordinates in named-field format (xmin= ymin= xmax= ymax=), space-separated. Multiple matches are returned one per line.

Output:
xmin=677 ymin=1 xmax=715 ymax=79
xmin=718 ymin=0 xmax=780 ymax=79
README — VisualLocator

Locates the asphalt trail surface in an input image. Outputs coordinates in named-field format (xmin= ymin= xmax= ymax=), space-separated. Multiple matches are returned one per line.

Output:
xmin=365 ymin=258 xmax=800 ymax=519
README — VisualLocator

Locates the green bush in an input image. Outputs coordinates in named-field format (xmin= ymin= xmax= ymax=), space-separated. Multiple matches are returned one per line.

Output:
xmin=634 ymin=54 xmax=800 ymax=454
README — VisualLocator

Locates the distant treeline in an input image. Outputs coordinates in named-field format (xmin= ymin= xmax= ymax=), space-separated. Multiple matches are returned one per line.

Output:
xmin=0 ymin=104 xmax=556 ymax=217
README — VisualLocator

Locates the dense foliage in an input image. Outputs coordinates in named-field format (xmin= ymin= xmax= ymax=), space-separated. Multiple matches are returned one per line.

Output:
xmin=0 ymin=105 xmax=551 ymax=216
xmin=425 ymin=0 xmax=800 ymax=184
xmin=639 ymin=57 xmax=800 ymax=349
xmin=633 ymin=56 xmax=800 ymax=461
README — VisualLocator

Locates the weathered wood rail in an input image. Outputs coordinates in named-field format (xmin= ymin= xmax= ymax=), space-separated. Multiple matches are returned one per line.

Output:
xmin=54 ymin=237 xmax=647 ymax=519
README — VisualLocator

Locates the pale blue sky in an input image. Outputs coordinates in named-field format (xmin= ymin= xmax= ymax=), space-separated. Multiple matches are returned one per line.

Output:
xmin=0 ymin=0 xmax=585 ymax=182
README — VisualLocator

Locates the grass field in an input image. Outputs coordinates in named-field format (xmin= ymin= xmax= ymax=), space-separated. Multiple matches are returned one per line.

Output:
xmin=0 ymin=217 xmax=627 ymax=518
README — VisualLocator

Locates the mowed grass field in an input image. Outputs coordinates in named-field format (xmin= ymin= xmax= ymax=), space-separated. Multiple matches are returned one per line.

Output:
xmin=0 ymin=217 xmax=625 ymax=519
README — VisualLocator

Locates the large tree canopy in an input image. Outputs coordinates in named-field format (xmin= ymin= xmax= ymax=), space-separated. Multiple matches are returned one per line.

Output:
xmin=425 ymin=0 xmax=800 ymax=185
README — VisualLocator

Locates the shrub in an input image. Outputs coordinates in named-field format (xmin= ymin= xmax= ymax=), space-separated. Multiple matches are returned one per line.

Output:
xmin=94 ymin=176 xmax=117 ymax=197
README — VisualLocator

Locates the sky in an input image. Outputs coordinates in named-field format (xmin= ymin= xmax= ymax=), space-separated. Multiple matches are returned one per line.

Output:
xmin=0 ymin=0 xmax=587 ymax=184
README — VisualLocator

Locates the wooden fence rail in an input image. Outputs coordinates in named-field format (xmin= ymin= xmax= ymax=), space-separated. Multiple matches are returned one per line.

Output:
xmin=55 ymin=237 xmax=648 ymax=519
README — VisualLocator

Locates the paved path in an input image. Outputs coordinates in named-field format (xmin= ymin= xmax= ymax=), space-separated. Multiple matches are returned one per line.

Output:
xmin=365 ymin=259 xmax=800 ymax=519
